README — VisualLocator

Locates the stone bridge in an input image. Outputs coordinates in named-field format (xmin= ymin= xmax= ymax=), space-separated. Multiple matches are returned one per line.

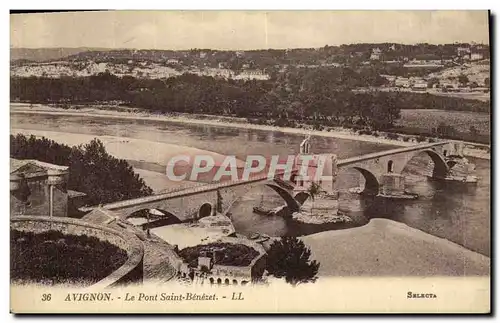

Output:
xmin=336 ymin=141 xmax=462 ymax=195
xmin=79 ymin=173 xmax=301 ymax=222
xmin=79 ymin=140 xmax=465 ymax=221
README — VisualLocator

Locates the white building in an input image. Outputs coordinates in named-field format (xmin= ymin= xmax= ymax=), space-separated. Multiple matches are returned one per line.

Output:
xmin=471 ymin=52 xmax=484 ymax=61
xmin=233 ymin=70 xmax=270 ymax=81
xmin=395 ymin=77 xmax=411 ymax=88
xmin=457 ymin=47 xmax=471 ymax=60
xmin=412 ymin=82 xmax=428 ymax=92
xmin=370 ymin=48 xmax=382 ymax=60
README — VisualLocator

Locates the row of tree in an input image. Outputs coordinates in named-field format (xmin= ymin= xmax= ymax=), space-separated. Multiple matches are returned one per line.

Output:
xmin=11 ymin=68 xmax=489 ymax=131
xmin=11 ymin=70 xmax=395 ymax=130
xmin=10 ymin=134 xmax=153 ymax=205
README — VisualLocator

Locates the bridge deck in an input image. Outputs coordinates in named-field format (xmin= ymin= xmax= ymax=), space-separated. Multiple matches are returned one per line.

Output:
xmin=80 ymin=142 xmax=451 ymax=213
xmin=79 ymin=171 xmax=286 ymax=212
xmin=337 ymin=141 xmax=450 ymax=167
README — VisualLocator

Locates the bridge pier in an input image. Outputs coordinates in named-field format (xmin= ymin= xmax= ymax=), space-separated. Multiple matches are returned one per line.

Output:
xmin=379 ymin=173 xmax=406 ymax=197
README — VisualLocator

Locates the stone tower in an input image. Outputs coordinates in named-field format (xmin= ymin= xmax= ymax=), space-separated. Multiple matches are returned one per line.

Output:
xmin=294 ymin=136 xmax=338 ymax=196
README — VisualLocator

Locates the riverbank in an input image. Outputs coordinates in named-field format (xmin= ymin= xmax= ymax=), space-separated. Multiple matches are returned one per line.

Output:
xmin=292 ymin=211 xmax=352 ymax=225
xmin=10 ymin=103 xmax=490 ymax=160
xmin=10 ymin=128 xmax=230 ymax=193
xmin=301 ymin=218 xmax=490 ymax=277
xmin=9 ymin=103 xmax=414 ymax=147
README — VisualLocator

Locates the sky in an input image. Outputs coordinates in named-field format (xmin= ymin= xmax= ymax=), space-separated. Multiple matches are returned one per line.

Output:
xmin=10 ymin=11 xmax=490 ymax=50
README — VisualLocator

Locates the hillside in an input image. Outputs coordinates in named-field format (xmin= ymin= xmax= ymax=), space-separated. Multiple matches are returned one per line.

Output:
xmin=427 ymin=60 xmax=490 ymax=86
xmin=10 ymin=47 xmax=110 ymax=62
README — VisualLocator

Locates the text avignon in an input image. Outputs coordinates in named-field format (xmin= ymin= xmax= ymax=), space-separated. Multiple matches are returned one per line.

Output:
xmin=65 ymin=293 xmax=112 ymax=302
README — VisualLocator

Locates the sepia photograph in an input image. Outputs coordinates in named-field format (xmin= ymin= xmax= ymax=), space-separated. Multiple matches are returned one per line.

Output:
xmin=8 ymin=10 xmax=491 ymax=314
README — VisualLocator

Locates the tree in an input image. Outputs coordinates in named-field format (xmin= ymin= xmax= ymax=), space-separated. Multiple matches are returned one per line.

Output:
xmin=10 ymin=134 xmax=153 ymax=206
xmin=69 ymin=139 xmax=153 ymax=205
xmin=484 ymin=77 xmax=490 ymax=88
xmin=427 ymin=77 xmax=439 ymax=88
xmin=307 ymin=182 xmax=322 ymax=201
xmin=469 ymin=125 xmax=479 ymax=139
xmin=306 ymin=182 xmax=323 ymax=213
xmin=216 ymin=189 xmax=223 ymax=214
xmin=266 ymin=236 xmax=320 ymax=287
xmin=458 ymin=74 xmax=469 ymax=86
xmin=434 ymin=122 xmax=457 ymax=138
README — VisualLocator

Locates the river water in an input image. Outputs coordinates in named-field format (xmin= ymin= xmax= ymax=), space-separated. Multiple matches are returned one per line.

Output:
xmin=11 ymin=112 xmax=491 ymax=257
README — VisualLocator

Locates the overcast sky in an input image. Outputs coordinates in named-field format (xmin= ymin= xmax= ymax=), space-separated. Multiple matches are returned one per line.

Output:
xmin=10 ymin=11 xmax=490 ymax=50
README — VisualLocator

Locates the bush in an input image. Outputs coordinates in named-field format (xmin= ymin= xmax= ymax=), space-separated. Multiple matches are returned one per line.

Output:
xmin=386 ymin=133 xmax=399 ymax=140
xmin=358 ymin=129 xmax=373 ymax=135
xmin=10 ymin=134 xmax=153 ymax=205
xmin=266 ymin=236 xmax=320 ymax=287
xmin=416 ymin=135 xmax=427 ymax=143
xmin=312 ymin=122 xmax=324 ymax=131
xmin=434 ymin=122 xmax=458 ymax=138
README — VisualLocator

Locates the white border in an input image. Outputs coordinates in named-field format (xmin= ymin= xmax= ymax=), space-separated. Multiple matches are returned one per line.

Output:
xmin=2 ymin=2 xmax=497 ymax=322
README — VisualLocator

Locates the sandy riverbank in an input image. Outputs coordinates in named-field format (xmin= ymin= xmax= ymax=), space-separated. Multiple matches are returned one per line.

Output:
xmin=10 ymin=103 xmax=413 ymax=147
xmin=301 ymin=218 xmax=490 ymax=277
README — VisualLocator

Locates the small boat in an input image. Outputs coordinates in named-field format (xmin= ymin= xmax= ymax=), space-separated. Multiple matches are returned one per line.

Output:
xmin=253 ymin=194 xmax=275 ymax=216
xmin=444 ymin=175 xmax=478 ymax=184
xmin=377 ymin=191 xmax=419 ymax=200
xmin=249 ymin=232 xmax=271 ymax=243
xmin=249 ymin=232 xmax=261 ymax=240
xmin=465 ymin=175 xmax=479 ymax=183
xmin=348 ymin=187 xmax=364 ymax=194
xmin=253 ymin=206 xmax=272 ymax=216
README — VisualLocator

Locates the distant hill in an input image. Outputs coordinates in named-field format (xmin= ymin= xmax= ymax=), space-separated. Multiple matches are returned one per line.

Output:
xmin=10 ymin=47 xmax=110 ymax=62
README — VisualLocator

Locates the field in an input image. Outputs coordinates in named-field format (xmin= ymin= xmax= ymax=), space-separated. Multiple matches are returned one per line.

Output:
xmin=396 ymin=109 xmax=490 ymax=143
xmin=11 ymin=230 xmax=128 ymax=286
xmin=429 ymin=91 xmax=490 ymax=102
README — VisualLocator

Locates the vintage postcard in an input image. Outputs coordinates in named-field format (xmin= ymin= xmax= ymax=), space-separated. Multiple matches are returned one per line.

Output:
xmin=9 ymin=10 xmax=491 ymax=314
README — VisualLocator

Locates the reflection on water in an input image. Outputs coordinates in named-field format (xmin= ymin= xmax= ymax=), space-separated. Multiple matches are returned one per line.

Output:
xmin=11 ymin=112 xmax=490 ymax=256
xmin=229 ymin=155 xmax=490 ymax=258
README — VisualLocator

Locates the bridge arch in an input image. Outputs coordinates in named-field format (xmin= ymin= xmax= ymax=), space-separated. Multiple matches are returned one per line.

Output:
xmin=197 ymin=202 xmax=214 ymax=219
xmin=387 ymin=160 xmax=394 ymax=173
xmin=127 ymin=208 xmax=182 ymax=230
xmin=403 ymin=149 xmax=449 ymax=179
xmin=264 ymin=183 xmax=301 ymax=213
xmin=351 ymin=167 xmax=380 ymax=195
xmin=294 ymin=191 xmax=311 ymax=205
xmin=446 ymin=159 xmax=459 ymax=169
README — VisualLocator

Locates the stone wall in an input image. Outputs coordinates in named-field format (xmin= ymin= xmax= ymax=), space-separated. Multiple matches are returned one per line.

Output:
xmin=113 ymin=180 xmax=263 ymax=221
xmin=212 ymin=264 xmax=252 ymax=279
xmin=10 ymin=216 xmax=144 ymax=287
xmin=171 ymin=233 xmax=268 ymax=285
xmin=11 ymin=177 xmax=67 ymax=217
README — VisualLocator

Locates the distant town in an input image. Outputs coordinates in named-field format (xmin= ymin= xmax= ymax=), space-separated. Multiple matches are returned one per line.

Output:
xmin=11 ymin=43 xmax=490 ymax=101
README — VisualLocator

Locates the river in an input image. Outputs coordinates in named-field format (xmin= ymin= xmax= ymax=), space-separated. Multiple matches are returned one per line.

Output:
xmin=10 ymin=112 xmax=491 ymax=257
